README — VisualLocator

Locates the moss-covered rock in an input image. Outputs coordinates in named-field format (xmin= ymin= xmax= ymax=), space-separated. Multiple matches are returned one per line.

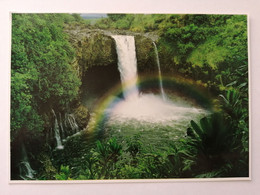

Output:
xmin=64 ymin=27 xmax=161 ymax=124
xmin=135 ymin=35 xmax=157 ymax=74
xmin=38 ymin=153 xmax=57 ymax=180
xmin=74 ymin=105 xmax=90 ymax=130
xmin=65 ymin=28 xmax=117 ymax=78
xmin=79 ymin=33 xmax=117 ymax=74
xmin=65 ymin=27 xmax=159 ymax=77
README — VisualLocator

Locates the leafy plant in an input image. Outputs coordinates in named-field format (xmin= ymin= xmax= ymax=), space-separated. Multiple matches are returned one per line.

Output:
xmin=166 ymin=140 xmax=197 ymax=178
xmin=219 ymin=89 xmax=249 ymax=176
xmin=91 ymin=138 xmax=123 ymax=178
xmin=126 ymin=134 xmax=142 ymax=157
xmin=55 ymin=165 xmax=71 ymax=180
xmin=187 ymin=113 xmax=234 ymax=171
xmin=219 ymin=89 xmax=243 ymax=119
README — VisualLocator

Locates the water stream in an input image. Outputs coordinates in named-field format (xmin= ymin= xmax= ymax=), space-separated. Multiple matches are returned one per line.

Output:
xmin=19 ymin=144 xmax=36 ymax=180
xmin=109 ymin=35 xmax=207 ymax=123
xmin=112 ymin=35 xmax=139 ymax=100
xmin=103 ymin=35 xmax=209 ymax=149
xmin=153 ymin=42 xmax=166 ymax=101
xmin=65 ymin=114 xmax=79 ymax=134
xmin=52 ymin=109 xmax=64 ymax=150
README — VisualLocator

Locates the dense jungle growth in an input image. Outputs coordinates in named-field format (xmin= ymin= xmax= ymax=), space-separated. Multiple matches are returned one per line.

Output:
xmin=11 ymin=13 xmax=248 ymax=180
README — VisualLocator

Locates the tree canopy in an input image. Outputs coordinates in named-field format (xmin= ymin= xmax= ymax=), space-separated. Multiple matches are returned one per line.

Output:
xmin=11 ymin=14 xmax=81 ymax=141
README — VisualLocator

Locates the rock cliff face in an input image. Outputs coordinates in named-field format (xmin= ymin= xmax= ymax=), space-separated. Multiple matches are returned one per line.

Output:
xmin=65 ymin=27 xmax=159 ymax=79
xmin=65 ymin=28 xmax=118 ymax=78
xmin=64 ymin=27 xmax=160 ymax=124
xmin=135 ymin=35 xmax=157 ymax=74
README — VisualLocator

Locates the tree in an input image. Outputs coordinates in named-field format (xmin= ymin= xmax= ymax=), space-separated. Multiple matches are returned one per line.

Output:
xmin=107 ymin=14 xmax=126 ymax=21
xmin=11 ymin=14 xmax=81 ymax=141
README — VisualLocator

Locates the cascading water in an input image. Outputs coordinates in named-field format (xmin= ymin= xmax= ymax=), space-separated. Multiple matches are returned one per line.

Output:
xmin=19 ymin=144 xmax=36 ymax=180
xmin=112 ymin=35 xmax=139 ymax=100
xmin=153 ymin=42 xmax=166 ymax=101
xmin=59 ymin=113 xmax=65 ymax=140
xmin=107 ymin=35 xmax=207 ymax=124
xmin=104 ymin=34 xmax=209 ymax=150
xmin=52 ymin=109 xmax=64 ymax=150
xmin=65 ymin=114 xmax=79 ymax=134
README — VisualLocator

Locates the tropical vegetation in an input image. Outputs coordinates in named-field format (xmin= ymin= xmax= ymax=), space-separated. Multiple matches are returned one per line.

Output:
xmin=11 ymin=13 xmax=248 ymax=180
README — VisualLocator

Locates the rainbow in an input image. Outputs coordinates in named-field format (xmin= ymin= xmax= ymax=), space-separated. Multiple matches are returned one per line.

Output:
xmin=86 ymin=74 xmax=214 ymax=136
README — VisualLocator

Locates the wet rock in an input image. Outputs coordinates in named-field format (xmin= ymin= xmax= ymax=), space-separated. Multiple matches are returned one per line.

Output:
xmin=65 ymin=28 xmax=117 ymax=78
xmin=74 ymin=105 xmax=90 ymax=129
xmin=135 ymin=35 xmax=157 ymax=74
xmin=65 ymin=27 xmax=159 ymax=78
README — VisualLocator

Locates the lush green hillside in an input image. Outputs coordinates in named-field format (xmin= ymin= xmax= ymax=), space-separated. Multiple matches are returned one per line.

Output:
xmin=11 ymin=14 xmax=82 ymax=141
xmin=11 ymin=13 xmax=249 ymax=180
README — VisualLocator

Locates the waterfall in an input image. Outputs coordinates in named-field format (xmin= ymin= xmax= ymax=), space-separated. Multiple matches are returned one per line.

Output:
xmin=108 ymin=35 xmax=207 ymax=123
xmin=112 ymin=35 xmax=139 ymax=100
xmin=48 ymin=109 xmax=80 ymax=148
xmin=153 ymin=42 xmax=166 ymax=101
xmin=59 ymin=113 xmax=65 ymax=140
xmin=52 ymin=109 xmax=64 ymax=150
xmin=19 ymin=144 xmax=36 ymax=180
xmin=65 ymin=113 xmax=79 ymax=134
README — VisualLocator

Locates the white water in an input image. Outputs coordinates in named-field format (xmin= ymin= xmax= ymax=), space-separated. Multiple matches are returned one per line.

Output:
xmin=52 ymin=109 xmax=64 ymax=150
xmin=112 ymin=35 xmax=139 ymax=100
xmin=65 ymin=113 xmax=79 ymax=134
xmin=47 ymin=110 xmax=80 ymax=147
xmin=108 ymin=35 xmax=207 ymax=123
xmin=153 ymin=42 xmax=166 ymax=101
xmin=108 ymin=94 xmax=205 ymax=123
xmin=19 ymin=144 xmax=36 ymax=180
xmin=59 ymin=113 xmax=65 ymax=139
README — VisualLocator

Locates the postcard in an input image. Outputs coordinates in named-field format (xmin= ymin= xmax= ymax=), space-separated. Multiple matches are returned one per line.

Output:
xmin=10 ymin=13 xmax=249 ymax=181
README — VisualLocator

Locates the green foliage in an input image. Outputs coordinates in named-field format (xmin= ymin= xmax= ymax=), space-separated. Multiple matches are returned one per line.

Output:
xmin=125 ymin=134 xmax=142 ymax=157
xmin=13 ymin=14 xmax=248 ymax=180
xmin=187 ymin=106 xmax=248 ymax=177
xmin=107 ymin=14 xmax=127 ymax=21
xmin=71 ymin=13 xmax=84 ymax=22
xmin=95 ymin=137 xmax=122 ymax=163
xmin=79 ymin=33 xmax=117 ymax=71
xmin=159 ymin=15 xmax=232 ymax=64
xmin=166 ymin=142 xmax=194 ymax=177
xmin=11 ymin=13 xmax=81 ymax=141
xmin=89 ymin=138 xmax=123 ymax=179
xmin=11 ymin=71 xmax=40 ymax=139
xmin=219 ymin=89 xmax=249 ymax=176
xmin=96 ymin=14 xmax=163 ymax=32
xmin=55 ymin=165 xmax=71 ymax=180
xmin=94 ymin=14 xmax=247 ymax=95
xmin=159 ymin=15 xmax=247 ymax=93
xmin=190 ymin=16 xmax=247 ymax=90
xmin=189 ymin=114 xmax=232 ymax=158
xmin=47 ymin=135 xmax=197 ymax=179
xmin=44 ymin=121 xmax=248 ymax=180
xmin=117 ymin=164 xmax=143 ymax=179
xmin=219 ymin=89 xmax=242 ymax=118
xmin=37 ymin=153 xmax=57 ymax=180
